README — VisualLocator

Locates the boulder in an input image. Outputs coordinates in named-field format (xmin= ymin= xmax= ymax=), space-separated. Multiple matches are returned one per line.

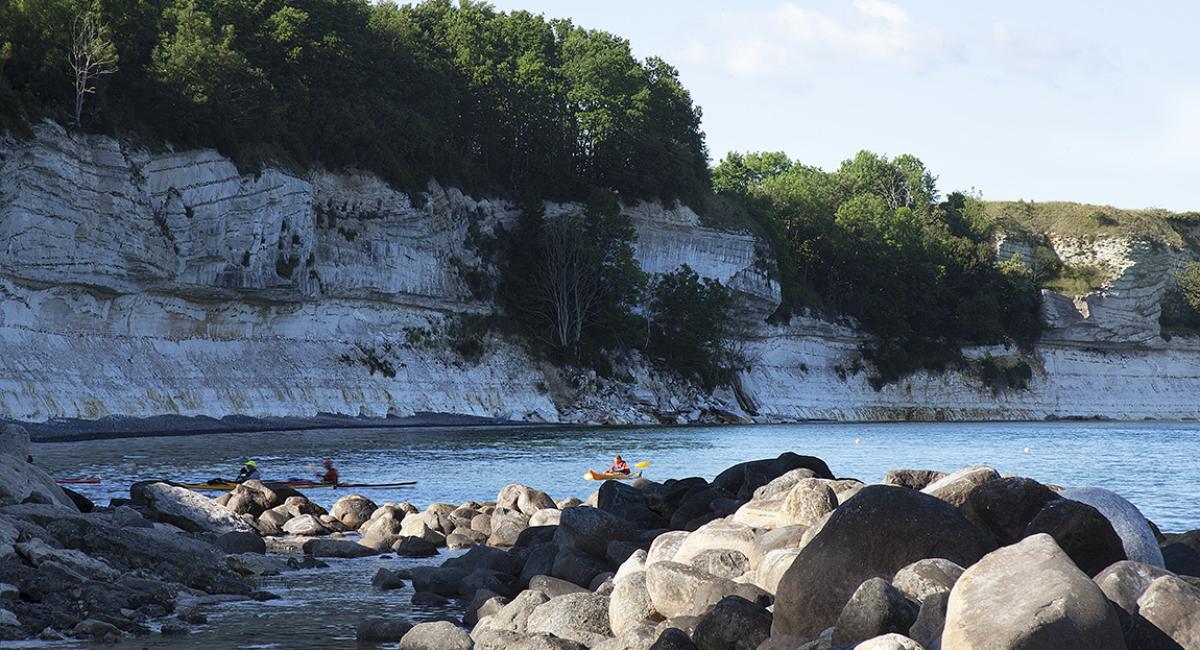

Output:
xmin=393 ymin=535 xmax=439 ymax=557
xmin=941 ymin=534 xmax=1124 ymax=649
xmin=670 ymin=486 xmax=735 ymax=530
xmin=445 ymin=544 xmax=522 ymax=576
xmin=302 ymin=538 xmax=376 ymax=558
xmin=464 ymin=590 xmax=510 ymax=627
xmin=852 ymin=634 xmax=924 ymax=650
xmin=691 ymin=595 xmax=772 ymax=650
xmin=59 ymin=486 xmax=93 ymax=513
xmin=215 ymin=531 xmax=266 ymax=555
xmin=516 ymin=525 xmax=558 ymax=549
xmin=330 ymin=494 xmax=378 ymax=529
xmin=831 ymin=578 xmax=918 ymax=646
xmin=599 ymin=481 xmax=668 ymax=529
xmin=410 ymin=566 xmax=470 ymax=597
xmin=959 ymin=477 xmax=1060 ymax=545
xmin=650 ymin=627 xmax=698 ymax=650
xmin=1024 ymin=499 xmax=1126 ymax=576
xmin=488 ymin=508 xmax=530 ymax=548
xmin=616 ymin=549 xmax=648 ymax=581
xmin=647 ymin=531 xmax=689 ymax=566
xmin=691 ymin=581 xmax=772 ymax=617
xmin=0 ymin=425 xmax=30 ymax=459
xmin=15 ymin=537 xmax=119 ymax=579
xmin=753 ymin=525 xmax=809 ymax=560
xmin=269 ymin=495 xmax=326 ymax=519
xmin=498 ymin=484 xmax=557 ymax=516
xmin=0 ymin=454 xmax=77 ymax=510
xmin=919 ymin=466 xmax=999 ymax=508
xmin=779 ymin=479 xmax=838 ymax=528
xmin=530 ymin=509 xmax=562 ymax=527
xmin=520 ymin=544 xmax=559 ymax=587
xmin=1094 ymin=560 xmax=1174 ymax=616
xmin=559 ymin=506 xmax=637 ymax=558
xmin=754 ymin=548 xmax=802 ymax=595
xmin=773 ymin=485 xmax=996 ymax=640
xmin=372 ymin=567 xmax=407 ymax=590
xmin=526 ymin=592 xmax=612 ymax=646
xmin=255 ymin=510 xmax=289 ymax=536
xmin=689 ymin=549 xmax=750 ymax=580
xmin=882 ymin=469 xmax=947 ymax=490
xmin=674 ymin=520 xmax=759 ymax=568
xmin=131 ymin=482 xmax=251 ymax=534
xmin=712 ymin=453 xmax=835 ymax=500
xmin=529 ymin=575 xmax=588 ymax=599
xmin=646 ymin=561 xmax=732 ymax=619
xmin=1134 ymin=574 xmax=1200 ymax=648
xmin=399 ymin=621 xmax=472 ymax=649
xmin=491 ymin=589 xmax=551 ymax=633
xmin=891 ymin=558 xmax=963 ymax=604
xmin=908 ymin=591 xmax=948 ymax=649
xmin=448 ymin=530 xmax=488 ymax=549
xmin=281 ymin=514 xmax=329 ymax=537
xmin=751 ymin=468 xmax=819 ymax=501
xmin=610 ymin=570 xmax=661 ymax=636
xmin=1059 ymin=487 xmax=1164 ymax=567
xmin=552 ymin=549 xmax=609 ymax=587
xmin=357 ymin=618 xmax=413 ymax=642
xmin=224 ymin=481 xmax=283 ymax=517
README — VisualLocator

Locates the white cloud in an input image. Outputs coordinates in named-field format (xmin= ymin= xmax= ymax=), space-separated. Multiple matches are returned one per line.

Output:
xmin=708 ymin=1 xmax=939 ymax=79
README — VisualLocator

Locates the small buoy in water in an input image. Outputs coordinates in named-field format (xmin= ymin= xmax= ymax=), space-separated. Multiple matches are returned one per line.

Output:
xmin=854 ymin=437 xmax=861 ymax=445
xmin=1023 ymin=447 xmax=1032 ymax=453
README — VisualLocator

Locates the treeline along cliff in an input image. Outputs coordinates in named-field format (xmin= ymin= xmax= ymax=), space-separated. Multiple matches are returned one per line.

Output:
xmin=2 ymin=1 xmax=1200 ymax=423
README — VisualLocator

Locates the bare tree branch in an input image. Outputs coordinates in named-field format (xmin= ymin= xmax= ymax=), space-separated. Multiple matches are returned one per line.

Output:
xmin=69 ymin=14 xmax=118 ymax=127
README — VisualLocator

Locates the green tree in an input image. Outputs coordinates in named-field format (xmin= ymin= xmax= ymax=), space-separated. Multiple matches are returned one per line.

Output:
xmin=648 ymin=264 xmax=741 ymax=389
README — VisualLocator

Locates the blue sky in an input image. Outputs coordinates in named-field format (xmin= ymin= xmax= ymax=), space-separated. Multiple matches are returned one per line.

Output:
xmin=487 ymin=0 xmax=1199 ymax=211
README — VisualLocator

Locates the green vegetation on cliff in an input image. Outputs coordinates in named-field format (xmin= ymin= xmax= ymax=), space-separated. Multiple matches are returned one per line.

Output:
xmin=0 ymin=0 xmax=709 ymax=204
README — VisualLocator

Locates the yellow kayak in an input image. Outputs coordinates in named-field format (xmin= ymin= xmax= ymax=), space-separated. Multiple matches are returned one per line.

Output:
xmin=583 ymin=470 xmax=642 ymax=481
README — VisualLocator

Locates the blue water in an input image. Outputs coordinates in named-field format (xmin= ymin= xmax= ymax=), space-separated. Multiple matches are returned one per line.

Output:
xmin=33 ymin=421 xmax=1200 ymax=531
xmin=15 ymin=421 xmax=1200 ymax=649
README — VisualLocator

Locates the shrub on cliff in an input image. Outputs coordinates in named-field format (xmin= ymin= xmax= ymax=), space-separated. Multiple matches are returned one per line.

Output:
xmin=647 ymin=265 xmax=744 ymax=390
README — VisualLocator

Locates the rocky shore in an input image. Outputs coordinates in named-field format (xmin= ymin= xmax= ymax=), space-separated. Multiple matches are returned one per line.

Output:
xmin=4 ymin=422 xmax=1200 ymax=648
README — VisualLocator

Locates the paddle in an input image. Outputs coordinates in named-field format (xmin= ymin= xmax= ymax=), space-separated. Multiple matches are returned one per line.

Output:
xmin=634 ymin=461 xmax=650 ymax=468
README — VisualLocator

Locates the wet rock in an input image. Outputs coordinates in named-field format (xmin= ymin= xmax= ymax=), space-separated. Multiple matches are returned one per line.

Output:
xmin=72 ymin=618 xmax=122 ymax=640
xmin=692 ymin=595 xmax=772 ymax=650
xmin=393 ymin=535 xmax=439 ymax=557
xmin=773 ymin=485 xmax=996 ymax=640
xmin=1135 ymin=574 xmax=1200 ymax=647
xmin=960 ymin=477 xmax=1060 ymax=545
xmin=1060 ymin=487 xmax=1164 ymax=567
xmin=526 ymin=591 xmax=612 ymax=646
xmin=1024 ymin=499 xmax=1126 ymax=576
xmin=515 ymin=524 xmax=558 ymax=548
xmin=131 ymin=482 xmax=252 ymax=534
xmin=919 ymin=466 xmax=999 ymax=508
xmin=670 ymin=486 xmax=735 ymax=530
xmin=610 ymin=571 xmax=661 ymax=636
xmin=908 ymin=590 xmax=948 ymax=648
xmin=498 ymin=484 xmax=557 ymax=516
xmin=302 ymin=538 xmax=375 ymax=558
xmin=372 ymin=567 xmax=407 ymax=590
xmin=59 ymin=487 xmax=93 ymax=513
xmin=942 ymin=534 xmax=1124 ymax=649
xmin=226 ymin=553 xmax=291 ymax=576
xmin=552 ymin=548 xmax=608 ymax=587
xmin=0 ymin=455 xmax=77 ymax=511
xmin=883 ymin=469 xmax=947 ymax=490
xmin=446 ymin=544 xmax=522 ymax=576
xmin=330 ymin=494 xmax=377 ymax=529
xmin=215 ymin=531 xmax=266 ymax=555
xmin=519 ymin=543 xmax=558 ymax=587
xmin=646 ymin=561 xmax=732 ymax=619
xmin=411 ymin=566 xmax=470 ymax=596
xmin=400 ymin=620 xmax=472 ymax=649
xmin=599 ymin=481 xmax=668 ymax=529
xmin=650 ymin=627 xmax=698 ymax=650
xmin=448 ymin=530 xmax=488 ymax=549
xmin=891 ymin=558 xmax=963 ymax=603
xmin=411 ymin=591 xmax=450 ymax=606
xmin=357 ymin=618 xmax=413 ymax=642
xmin=831 ymin=578 xmax=919 ymax=646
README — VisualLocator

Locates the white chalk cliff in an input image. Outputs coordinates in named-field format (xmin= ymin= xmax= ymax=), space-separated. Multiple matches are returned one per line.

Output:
xmin=2 ymin=123 xmax=1199 ymax=424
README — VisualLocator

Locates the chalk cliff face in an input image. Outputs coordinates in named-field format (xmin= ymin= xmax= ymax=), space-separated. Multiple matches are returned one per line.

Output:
xmin=2 ymin=122 xmax=1199 ymax=424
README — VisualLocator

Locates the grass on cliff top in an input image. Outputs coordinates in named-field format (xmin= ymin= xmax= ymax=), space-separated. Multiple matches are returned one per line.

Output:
xmin=984 ymin=200 xmax=1200 ymax=247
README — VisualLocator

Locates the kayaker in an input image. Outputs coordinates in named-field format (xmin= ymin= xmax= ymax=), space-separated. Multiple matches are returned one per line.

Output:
xmin=317 ymin=459 xmax=338 ymax=485
xmin=608 ymin=454 xmax=631 ymax=475
xmin=235 ymin=460 xmax=261 ymax=483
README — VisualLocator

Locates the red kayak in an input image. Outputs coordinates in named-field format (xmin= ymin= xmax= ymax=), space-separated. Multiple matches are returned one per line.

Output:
xmin=55 ymin=478 xmax=101 ymax=485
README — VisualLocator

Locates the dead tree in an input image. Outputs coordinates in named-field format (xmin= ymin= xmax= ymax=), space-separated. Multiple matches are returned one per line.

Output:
xmin=535 ymin=216 xmax=602 ymax=351
xmin=69 ymin=15 xmax=118 ymax=127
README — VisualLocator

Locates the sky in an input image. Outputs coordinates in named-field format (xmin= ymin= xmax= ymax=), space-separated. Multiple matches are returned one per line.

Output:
xmin=486 ymin=0 xmax=1200 ymax=211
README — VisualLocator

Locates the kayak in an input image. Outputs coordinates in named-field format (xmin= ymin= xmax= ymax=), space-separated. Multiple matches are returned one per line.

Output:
xmin=583 ymin=470 xmax=642 ymax=481
xmin=55 ymin=478 xmax=101 ymax=485
xmin=179 ymin=480 xmax=417 ymax=491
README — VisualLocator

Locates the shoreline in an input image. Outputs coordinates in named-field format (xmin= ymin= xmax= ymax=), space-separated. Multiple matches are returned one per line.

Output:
xmin=13 ymin=410 xmax=1200 ymax=444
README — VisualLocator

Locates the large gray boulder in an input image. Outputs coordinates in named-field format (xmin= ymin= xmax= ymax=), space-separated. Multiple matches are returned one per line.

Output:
xmin=1025 ymin=499 xmax=1127 ymax=577
xmin=891 ymin=558 xmax=963 ymax=604
xmin=908 ymin=591 xmax=949 ymax=649
xmin=526 ymin=592 xmax=612 ymax=646
xmin=712 ymin=453 xmax=834 ymax=500
xmin=131 ymin=482 xmax=251 ymax=534
xmin=0 ymin=425 xmax=30 ymax=460
xmin=1093 ymin=560 xmax=1174 ymax=615
xmin=330 ymin=494 xmax=378 ymax=529
xmin=646 ymin=561 xmax=733 ymax=620
xmin=691 ymin=595 xmax=772 ymax=650
xmin=959 ymin=477 xmax=1060 ymax=545
xmin=772 ymin=485 xmax=995 ymax=641
xmin=399 ymin=621 xmax=472 ymax=649
xmin=610 ymin=571 xmax=660 ymax=636
xmin=883 ymin=469 xmax=947 ymax=490
xmin=1135 ymin=574 xmax=1200 ymax=648
xmin=831 ymin=578 xmax=918 ymax=647
xmin=0 ymin=454 xmax=76 ymax=510
xmin=489 ymin=589 xmax=551 ymax=633
xmin=1060 ymin=487 xmax=1164 ymax=568
xmin=920 ymin=466 xmax=999 ymax=508
xmin=558 ymin=506 xmax=637 ymax=558
xmin=499 ymin=484 xmax=557 ymax=516
xmin=941 ymin=534 xmax=1124 ymax=649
